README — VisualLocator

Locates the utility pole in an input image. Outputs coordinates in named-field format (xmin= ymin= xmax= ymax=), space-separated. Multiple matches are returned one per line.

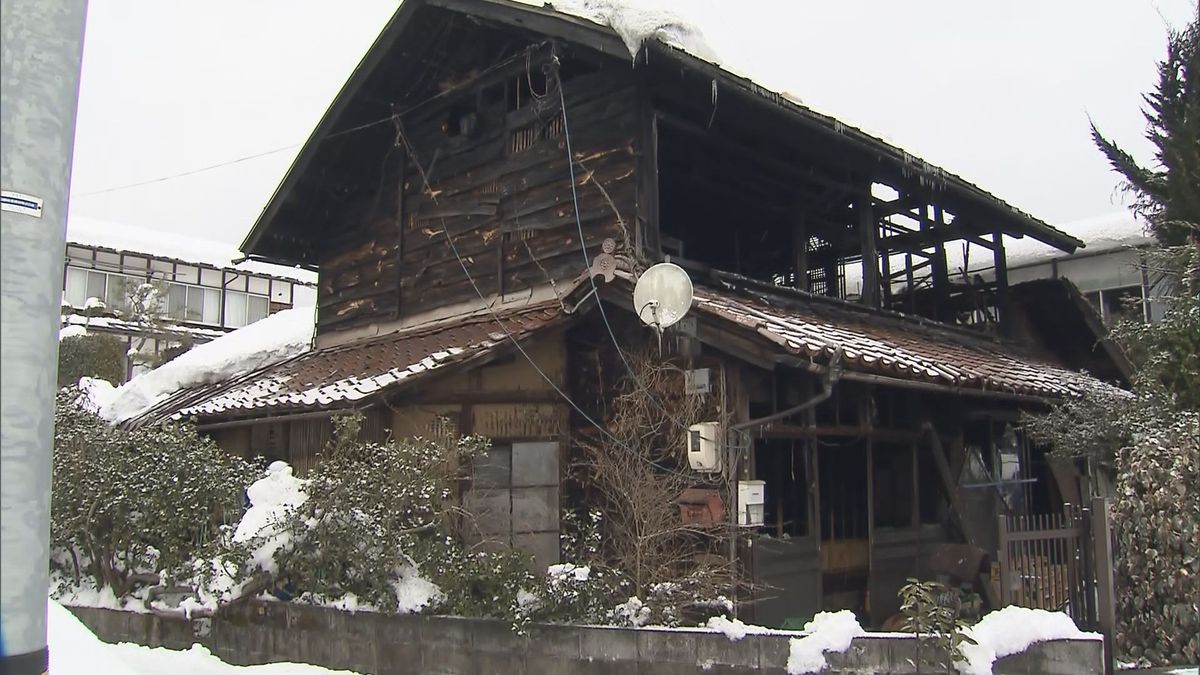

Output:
xmin=1 ymin=1 xmax=88 ymax=673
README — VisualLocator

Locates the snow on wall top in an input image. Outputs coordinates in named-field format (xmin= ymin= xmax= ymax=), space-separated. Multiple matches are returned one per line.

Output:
xmin=515 ymin=0 xmax=720 ymax=62
xmin=100 ymin=306 xmax=316 ymax=424
xmin=1002 ymin=211 xmax=1152 ymax=269
xmin=67 ymin=215 xmax=317 ymax=285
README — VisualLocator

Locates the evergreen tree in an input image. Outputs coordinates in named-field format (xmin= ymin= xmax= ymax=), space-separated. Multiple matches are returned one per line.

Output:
xmin=1091 ymin=10 xmax=1199 ymax=246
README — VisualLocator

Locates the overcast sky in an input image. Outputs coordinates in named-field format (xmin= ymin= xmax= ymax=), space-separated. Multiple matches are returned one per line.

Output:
xmin=67 ymin=0 xmax=1195 ymax=248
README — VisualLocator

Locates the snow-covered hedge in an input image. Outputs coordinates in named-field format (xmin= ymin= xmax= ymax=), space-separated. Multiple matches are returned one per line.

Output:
xmin=1112 ymin=410 xmax=1199 ymax=665
xmin=51 ymin=386 xmax=257 ymax=599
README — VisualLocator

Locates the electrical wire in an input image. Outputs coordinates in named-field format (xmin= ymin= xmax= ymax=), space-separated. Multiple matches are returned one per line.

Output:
xmin=72 ymin=114 xmax=402 ymax=198
xmin=393 ymin=119 xmax=705 ymax=483
xmin=552 ymin=57 xmax=700 ymax=438
xmin=73 ymin=43 xmax=555 ymax=200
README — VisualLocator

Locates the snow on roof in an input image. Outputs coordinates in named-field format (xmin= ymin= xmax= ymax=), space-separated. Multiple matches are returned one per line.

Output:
xmin=67 ymin=215 xmax=317 ymax=284
xmin=100 ymin=305 xmax=315 ymax=424
xmin=522 ymin=0 xmax=719 ymax=63
xmin=1002 ymin=211 xmax=1152 ymax=269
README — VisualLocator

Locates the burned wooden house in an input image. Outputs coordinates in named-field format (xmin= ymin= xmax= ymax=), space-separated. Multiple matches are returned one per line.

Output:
xmin=127 ymin=0 xmax=1127 ymax=628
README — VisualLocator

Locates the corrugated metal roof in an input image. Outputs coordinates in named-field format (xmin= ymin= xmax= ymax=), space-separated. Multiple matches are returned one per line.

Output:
xmin=691 ymin=280 xmax=1112 ymax=399
xmin=127 ymin=302 xmax=565 ymax=426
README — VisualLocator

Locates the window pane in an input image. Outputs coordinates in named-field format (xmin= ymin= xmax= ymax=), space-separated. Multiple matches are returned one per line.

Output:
xmin=200 ymin=268 xmax=222 ymax=287
xmin=224 ymin=292 xmax=248 ymax=328
xmin=247 ymin=295 xmax=269 ymax=324
xmin=1102 ymin=286 xmax=1144 ymax=324
xmin=106 ymin=275 xmax=128 ymax=310
xmin=65 ymin=268 xmax=88 ymax=307
xmin=85 ymin=271 xmax=107 ymax=304
xmin=185 ymin=286 xmax=204 ymax=321
xmin=202 ymin=288 xmax=221 ymax=324
xmin=176 ymin=265 xmax=199 ymax=285
xmin=248 ymin=276 xmax=270 ymax=295
xmin=167 ymin=284 xmax=187 ymax=320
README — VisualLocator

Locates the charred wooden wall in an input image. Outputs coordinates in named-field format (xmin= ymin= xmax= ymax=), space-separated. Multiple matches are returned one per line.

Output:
xmin=315 ymin=53 xmax=641 ymax=335
xmin=397 ymin=66 xmax=639 ymax=318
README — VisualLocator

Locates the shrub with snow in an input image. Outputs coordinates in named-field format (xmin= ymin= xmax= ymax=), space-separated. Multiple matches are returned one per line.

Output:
xmin=51 ymin=387 xmax=257 ymax=600
xmin=215 ymin=414 xmax=534 ymax=618
xmin=57 ymin=333 xmax=126 ymax=387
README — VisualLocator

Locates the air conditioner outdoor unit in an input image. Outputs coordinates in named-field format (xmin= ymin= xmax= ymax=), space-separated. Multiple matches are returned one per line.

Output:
xmin=687 ymin=422 xmax=722 ymax=473
xmin=737 ymin=480 xmax=766 ymax=527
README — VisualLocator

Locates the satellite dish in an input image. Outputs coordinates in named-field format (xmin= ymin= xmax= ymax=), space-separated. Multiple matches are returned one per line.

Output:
xmin=633 ymin=263 xmax=693 ymax=329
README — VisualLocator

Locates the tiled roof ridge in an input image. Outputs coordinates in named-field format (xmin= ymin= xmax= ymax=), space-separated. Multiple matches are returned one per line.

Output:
xmin=701 ymin=269 xmax=1036 ymax=354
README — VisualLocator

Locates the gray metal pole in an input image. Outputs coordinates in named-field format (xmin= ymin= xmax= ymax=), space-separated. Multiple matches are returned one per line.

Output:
xmin=1 ymin=1 xmax=88 ymax=673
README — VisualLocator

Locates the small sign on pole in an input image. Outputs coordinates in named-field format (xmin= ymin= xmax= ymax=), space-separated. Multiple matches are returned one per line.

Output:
xmin=1 ymin=190 xmax=44 ymax=218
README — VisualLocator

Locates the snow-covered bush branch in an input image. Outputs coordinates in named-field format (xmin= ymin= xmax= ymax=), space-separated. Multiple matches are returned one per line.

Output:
xmin=51 ymin=387 xmax=257 ymax=600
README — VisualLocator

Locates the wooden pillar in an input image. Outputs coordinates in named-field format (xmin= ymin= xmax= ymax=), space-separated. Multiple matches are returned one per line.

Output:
xmin=636 ymin=87 xmax=661 ymax=259
xmin=992 ymin=230 xmax=1010 ymax=332
xmin=930 ymin=204 xmax=950 ymax=319
xmin=792 ymin=213 xmax=809 ymax=292
xmin=859 ymin=190 xmax=880 ymax=307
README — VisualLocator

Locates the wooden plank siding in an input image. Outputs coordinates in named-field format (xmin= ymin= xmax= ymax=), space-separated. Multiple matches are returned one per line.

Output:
xmin=315 ymin=61 xmax=640 ymax=334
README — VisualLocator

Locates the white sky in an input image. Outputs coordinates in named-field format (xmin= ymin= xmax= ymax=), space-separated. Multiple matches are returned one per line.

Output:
xmin=67 ymin=0 xmax=1196 ymax=250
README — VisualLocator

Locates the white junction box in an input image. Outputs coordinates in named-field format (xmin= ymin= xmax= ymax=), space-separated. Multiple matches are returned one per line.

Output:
xmin=737 ymin=480 xmax=766 ymax=527
xmin=687 ymin=422 xmax=722 ymax=472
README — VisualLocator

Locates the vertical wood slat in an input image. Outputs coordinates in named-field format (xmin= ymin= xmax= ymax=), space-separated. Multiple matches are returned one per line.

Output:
xmin=997 ymin=506 xmax=1099 ymax=628
xmin=1092 ymin=497 xmax=1116 ymax=675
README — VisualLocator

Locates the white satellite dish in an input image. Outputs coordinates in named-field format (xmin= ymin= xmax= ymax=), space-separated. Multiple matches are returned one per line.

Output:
xmin=633 ymin=262 xmax=694 ymax=329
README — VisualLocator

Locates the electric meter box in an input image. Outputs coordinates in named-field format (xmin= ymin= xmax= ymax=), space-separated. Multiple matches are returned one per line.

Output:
xmin=687 ymin=422 xmax=722 ymax=472
xmin=737 ymin=480 xmax=766 ymax=527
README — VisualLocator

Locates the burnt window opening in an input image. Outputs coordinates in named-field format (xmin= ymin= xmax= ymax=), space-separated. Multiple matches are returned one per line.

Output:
xmin=872 ymin=443 xmax=916 ymax=529
xmin=442 ymin=103 xmax=480 ymax=139
xmin=656 ymin=122 xmax=859 ymax=295
xmin=754 ymin=438 xmax=811 ymax=538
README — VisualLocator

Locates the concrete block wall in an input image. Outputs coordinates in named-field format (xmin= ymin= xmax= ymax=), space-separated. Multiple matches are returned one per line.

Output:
xmin=68 ymin=603 xmax=1104 ymax=674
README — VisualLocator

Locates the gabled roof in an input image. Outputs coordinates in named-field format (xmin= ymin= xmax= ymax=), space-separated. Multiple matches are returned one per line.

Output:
xmin=124 ymin=301 xmax=566 ymax=427
xmin=242 ymin=0 xmax=1082 ymax=266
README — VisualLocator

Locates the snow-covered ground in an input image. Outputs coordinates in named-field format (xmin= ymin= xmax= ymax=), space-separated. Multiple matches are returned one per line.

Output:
xmin=49 ymin=599 xmax=361 ymax=675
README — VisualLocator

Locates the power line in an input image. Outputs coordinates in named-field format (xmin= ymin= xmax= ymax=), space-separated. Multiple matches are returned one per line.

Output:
xmin=72 ymin=43 xmax=555 ymax=201
xmin=552 ymin=59 xmax=699 ymax=437
xmin=71 ymin=113 xmax=400 ymax=198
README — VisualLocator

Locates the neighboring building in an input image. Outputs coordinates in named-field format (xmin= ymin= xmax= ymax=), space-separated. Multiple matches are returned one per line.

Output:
xmin=62 ymin=216 xmax=317 ymax=381
xmin=1001 ymin=213 xmax=1163 ymax=324
xmin=120 ymin=0 xmax=1125 ymax=629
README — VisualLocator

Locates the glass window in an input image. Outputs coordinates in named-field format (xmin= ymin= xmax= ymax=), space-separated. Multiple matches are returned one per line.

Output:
xmin=150 ymin=259 xmax=173 ymax=279
xmin=202 ymin=288 xmax=221 ymax=324
xmin=176 ymin=265 xmax=199 ymax=285
xmin=225 ymin=292 xmax=248 ymax=328
xmin=200 ymin=268 xmax=222 ymax=288
xmin=85 ymin=270 xmax=107 ymax=304
xmin=248 ymin=276 xmax=270 ymax=295
xmin=167 ymin=284 xmax=188 ymax=320
xmin=185 ymin=286 xmax=204 ymax=321
xmin=105 ymin=275 xmax=129 ymax=310
xmin=65 ymin=267 xmax=88 ymax=307
xmin=248 ymin=295 xmax=269 ymax=324
xmin=1100 ymin=286 xmax=1144 ymax=324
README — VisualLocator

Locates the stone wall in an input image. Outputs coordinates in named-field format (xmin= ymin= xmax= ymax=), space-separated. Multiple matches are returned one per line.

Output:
xmin=68 ymin=603 xmax=1103 ymax=675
